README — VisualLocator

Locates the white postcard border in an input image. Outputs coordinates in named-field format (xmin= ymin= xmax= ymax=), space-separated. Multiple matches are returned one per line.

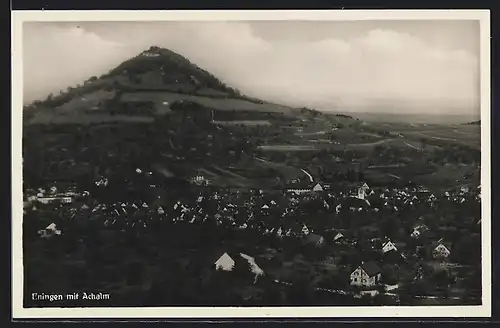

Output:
xmin=11 ymin=9 xmax=492 ymax=319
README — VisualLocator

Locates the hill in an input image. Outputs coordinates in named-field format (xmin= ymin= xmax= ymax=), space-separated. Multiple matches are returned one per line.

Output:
xmin=24 ymin=46 xmax=309 ymax=125
xmin=22 ymin=45 xmax=480 ymax=190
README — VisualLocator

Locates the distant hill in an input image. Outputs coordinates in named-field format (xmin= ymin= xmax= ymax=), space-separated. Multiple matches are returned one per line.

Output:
xmin=465 ymin=120 xmax=481 ymax=125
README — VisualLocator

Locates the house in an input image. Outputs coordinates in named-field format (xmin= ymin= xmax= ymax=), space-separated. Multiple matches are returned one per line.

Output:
xmin=37 ymin=196 xmax=73 ymax=204
xmin=305 ymin=233 xmax=325 ymax=247
xmin=411 ymin=224 xmax=429 ymax=239
xmin=301 ymin=224 xmax=310 ymax=235
xmin=432 ymin=241 xmax=451 ymax=259
xmin=286 ymin=179 xmax=313 ymax=194
xmin=350 ymin=262 xmax=382 ymax=287
xmin=382 ymin=240 xmax=398 ymax=253
xmin=95 ymin=177 xmax=109 ymax=187
xmin=191 ymin=175 xmax=209 ymax=186
xmin=333 ymin=231 xmax=344 ymax=242
xmin=355 ymin=182 xmax=371 ymax=199
xmin=215 ymin=252 xmax=235 ymax=271
xmin=38 ymin=223 xmax=62 ymax=238
xmin=312 ymin=183 xmax=324 ymax=192
xmin=287 ymin=188 xmax=311 ymax=195
xmin=357 ymin=188 xmax=367 ymax=200
xmin=142 ymin=48 xmax=161 ymax=57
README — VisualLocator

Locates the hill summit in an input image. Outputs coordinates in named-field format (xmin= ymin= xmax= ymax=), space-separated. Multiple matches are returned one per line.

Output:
xmin=100 ymin=45 xmax=244 ymax=97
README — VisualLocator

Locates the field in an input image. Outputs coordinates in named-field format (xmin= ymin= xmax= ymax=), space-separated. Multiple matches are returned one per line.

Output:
xmin=56 ymin=90 xmax=116 ymax=111
xmin=382 ymin=123 xmax=481 ymax=149
xmin=28 ymin=111 xmax=155 ymax=125
xmin=27 ymin=90 xmax=298 ymax=125
xmin=120 ymin=91 xmax=294 ymax=113
xmin=214 ymin=120 xmax=271 ymax=126
xmin=257 ymin=145 xmax=317 ymax=151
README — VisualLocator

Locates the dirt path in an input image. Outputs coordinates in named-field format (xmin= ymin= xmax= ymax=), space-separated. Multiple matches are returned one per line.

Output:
xmin=347 ymin=139 xmax=393 ymax=147
xmin=403 ymin=142 xmax=421 ymax=151
xmin=211 ymin=165 xmax=248 ymax=181
xmin=387 ymin=174 xmax=402 ymax=180
xmin=416 ymin=132 xmax=457 ymax=142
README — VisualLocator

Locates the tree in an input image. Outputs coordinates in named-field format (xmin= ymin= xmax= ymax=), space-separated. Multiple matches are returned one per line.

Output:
xmin=381 ymin=264 xmax=398 ymax=285
xmin=232 ymin=258 xmax=254 ymax=283
xmin=125 ymin=260 xmax=145 ymax=286
xmin=451 ymin=234 xmax=481 ymax=265
xmin=433 ymin=269 xmax=453 ymax=289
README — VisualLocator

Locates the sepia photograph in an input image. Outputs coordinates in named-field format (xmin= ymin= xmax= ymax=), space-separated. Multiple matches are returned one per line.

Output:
xmin=12 ymin=10 xmax=491 ymax=319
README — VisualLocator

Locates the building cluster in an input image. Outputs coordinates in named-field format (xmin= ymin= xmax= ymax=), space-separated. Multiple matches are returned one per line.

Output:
xmin=24 ymin=169 xmax=480 ymax=292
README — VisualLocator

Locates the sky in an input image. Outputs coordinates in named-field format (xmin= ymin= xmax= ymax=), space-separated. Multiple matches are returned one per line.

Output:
xmin=22 ymin=20 xmax=480 ymax=116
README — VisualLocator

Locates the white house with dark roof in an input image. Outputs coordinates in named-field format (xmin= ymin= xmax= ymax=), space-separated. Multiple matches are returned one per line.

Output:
xmin=411 ymin=224 xmax=429 ymax=239
xmin=350 ymin=262 xmax=382 ymax=287
xmin=333 ymin=231 xmax=344 ymax=242
xmin=382 ymin=240 xmax=398 ymax=253
xmin=432 ymin=241 xmax=451 ymax=259
xmin=38 ymin=223 xmax=62 ymax=238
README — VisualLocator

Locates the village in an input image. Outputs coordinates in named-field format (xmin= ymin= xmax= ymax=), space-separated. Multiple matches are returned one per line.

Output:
xmin=23 ymin=166 xmax=482 ymax=306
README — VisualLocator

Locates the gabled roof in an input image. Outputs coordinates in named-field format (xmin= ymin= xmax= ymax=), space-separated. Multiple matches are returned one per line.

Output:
xmin=359 ymin=261 xmax=382 ymax=277
xmin=312 ymin=183 xmax=324 ymax=191
xmin=46 ymin=223 xmax=57 ymax=230
xmin=334 ymin=231 xmax=344 ymax=238
xmin=382 ymin=240 xmax=397 ymax=247
xmin=433 ymin=242 xmax=452 ymax=251
xmin=381 ymin=237 xmax=394 ymax=246
xmin=214 ymin=252 xmax=234 ymax=265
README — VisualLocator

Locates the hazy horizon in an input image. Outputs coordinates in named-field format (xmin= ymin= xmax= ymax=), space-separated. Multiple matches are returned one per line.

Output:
xmin=23 ymin=20 xmax=481 ymax=116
